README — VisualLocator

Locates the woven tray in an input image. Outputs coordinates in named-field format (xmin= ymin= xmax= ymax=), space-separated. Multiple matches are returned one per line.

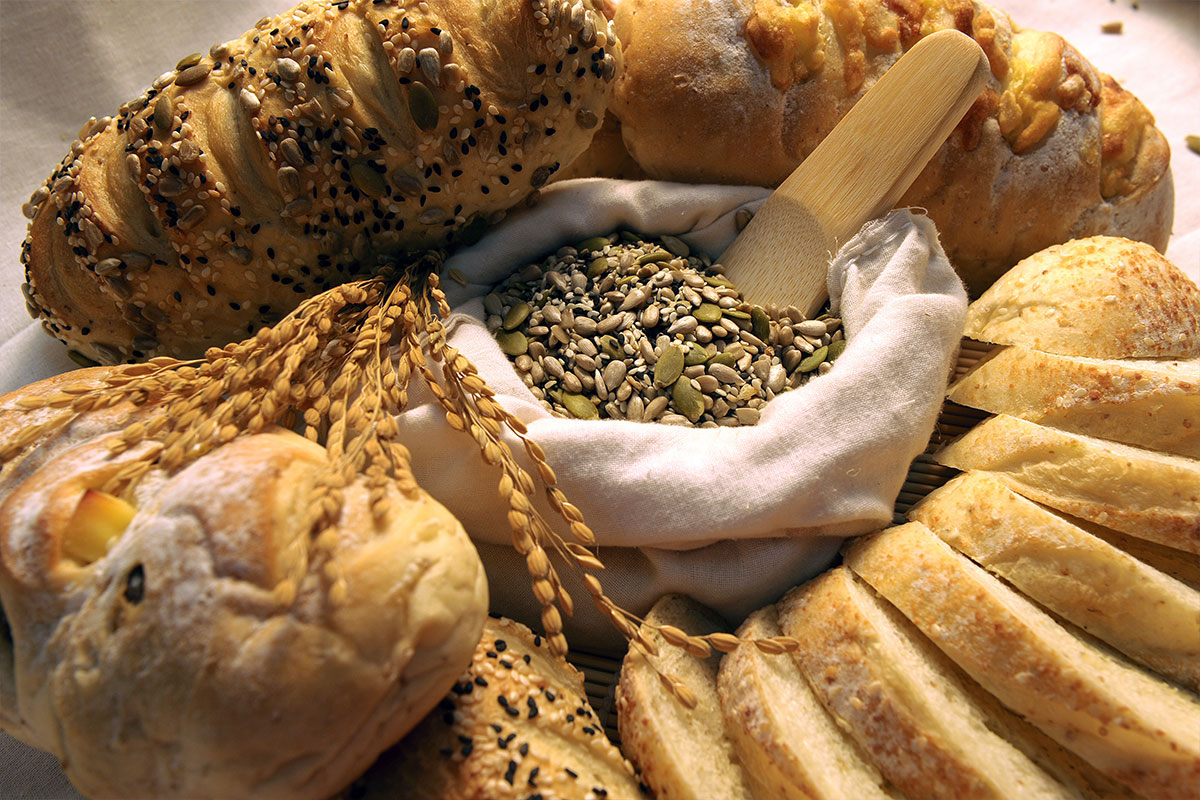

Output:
xmin=569 ymin=338 xmax=993 ymax=741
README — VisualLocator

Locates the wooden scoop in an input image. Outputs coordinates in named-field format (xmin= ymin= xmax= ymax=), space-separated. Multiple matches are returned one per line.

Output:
xmin=719 ymin=29 xmax=992 ymax=317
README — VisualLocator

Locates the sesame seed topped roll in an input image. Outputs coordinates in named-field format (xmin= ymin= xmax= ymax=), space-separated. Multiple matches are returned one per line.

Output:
xmin=20 ymin=0 xmax=621 ymax=364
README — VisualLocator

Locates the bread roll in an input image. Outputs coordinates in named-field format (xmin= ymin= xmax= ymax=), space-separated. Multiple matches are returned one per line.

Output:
xmin=947 ymin=345 xmax=1200 ymax=458
xmin=964 ymin=236 xmax=1200 ymax=358
xmin=776 ymin=567 xmax=1081 ymax=800
xmin=844 ymin=522 xmax=1200 ymax=799
xmin=935 ymin=413 xmax=1200 ymax=554
xmin=615 ymin=594 xmax=759 ymax=800
xmin=20 ymin=0 xmax=620 ymax=364
xmin=345 ymin=616 xmax=644 ymax=800
xmin=910 ymin=471 xmax=1200 ymax=690
xmin=0 ymin=381 xmax=488 ymax=799
xmin=605 ymin=0 xmax=1172 ymax=294
xmin=716 ymin=605 xmax=898 ymax=800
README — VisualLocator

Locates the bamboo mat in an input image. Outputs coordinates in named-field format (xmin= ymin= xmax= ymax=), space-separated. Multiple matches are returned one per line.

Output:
xmin=569 ymin=338 xmax=995 ymax=740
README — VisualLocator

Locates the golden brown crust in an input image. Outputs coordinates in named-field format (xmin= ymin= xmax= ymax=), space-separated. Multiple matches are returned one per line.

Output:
xmin=22 ymin=0 xmax=621 ymax=363
xmin=909 ymin=472 xmax=1200 ymax=690
xmin=606 ymin=0 xmax=1172 ymax=295
xmin=0 ymin=383 xmax=488 ymax=800
xmin=964 ymin=236 xmax=1200 ymax=359
xmin=843 ymin=523 xmax=1200 ymax=799
xmin=345 ymin=616 xmax=645 ymax=800
xmin=946 ymin=346 xmax=1200 ymax=458
xmin=934 ymin=414 xmax=1200 ymax=554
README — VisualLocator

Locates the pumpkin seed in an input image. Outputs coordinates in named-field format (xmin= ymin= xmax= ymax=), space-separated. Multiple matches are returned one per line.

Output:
xmin=828 ymin=339 xmax=847 ymax=360
xmin=654 ymin=344 xmax=685 ymax=387
xmin=495 ymin=330 xmax=528 ymax=356
xmin=503 ymin=301 xmax=532 ymax=330
xmin=578 ymin=236 xmax=610 ymax=252
xmin=563 ymin=393 xmax=598 ymax=420
xmin=671 ymin=378 xmax=704 ymax=422
xmin=723 ymin=308 xmax=751 ymax=320
xmin=409 ymin=82 xmax=439 ymax=131
xmin=694 ymin=303 xmax=722 ymax=324
xmin=799 ymin=345 xmax=829 ymax=372
xmin=708 ymin=351 xmax=737 ymax=368
xmin=704 ymin=275 xmax=736 ymax=289
xmin=683 ymin=345 xmax=709 ymax=366
xmin=636 ymin=250 xmax=671 ymax=266
xmin=750 ymin=306 xmax=770 ymax=340
xmin=588 ymin=257 xmax=611 ymax=278
xmin=350 ymin=163 xmax=386 ymax=197
xmin=599 ymin=335 xmax=623 ymax=360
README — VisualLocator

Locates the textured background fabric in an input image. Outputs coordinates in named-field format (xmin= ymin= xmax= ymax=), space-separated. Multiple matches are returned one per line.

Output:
xmin=1 ymin=1 xmax=1197 ymax=796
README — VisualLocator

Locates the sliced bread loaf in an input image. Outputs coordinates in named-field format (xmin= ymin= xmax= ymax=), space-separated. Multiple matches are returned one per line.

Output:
xmin=935 ymin=414 xmax=1200 ymax=553
xmin=844 ymin=522 xmax=1200 ymax=799
xmin=947 ymin=346 xmax=1200 ymax=458
xmin=717 ymin=605 xmax=898 ymax=800
xmin=616 ymin=594 xmax=759 ymax=800
xmin=910 ymin=471 xmax=1200 ymax=690
xmin=776 ymin=567 xmax=1079 ymax=800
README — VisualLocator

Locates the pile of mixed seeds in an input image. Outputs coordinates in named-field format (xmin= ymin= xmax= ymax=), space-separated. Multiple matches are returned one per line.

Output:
xmin=486 ymin=232 xmax=846 ymax=426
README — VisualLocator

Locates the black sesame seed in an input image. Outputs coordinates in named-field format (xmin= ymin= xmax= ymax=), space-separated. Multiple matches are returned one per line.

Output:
xmin=504 ymin=761 xmax=517 ymax=785
xmin=519 ymin=742 xmax=529 ymax=757
xmin=123 ymin=564 xmax=145 ymax=604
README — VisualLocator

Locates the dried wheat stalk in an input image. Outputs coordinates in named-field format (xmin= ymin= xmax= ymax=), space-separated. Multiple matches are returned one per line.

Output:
xmin=4 ymin=254 xmax=801 ymax=691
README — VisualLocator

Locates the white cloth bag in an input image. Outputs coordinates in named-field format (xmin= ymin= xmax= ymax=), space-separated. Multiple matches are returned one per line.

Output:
xmin=397 ymin=178 xmax=967 ymax=648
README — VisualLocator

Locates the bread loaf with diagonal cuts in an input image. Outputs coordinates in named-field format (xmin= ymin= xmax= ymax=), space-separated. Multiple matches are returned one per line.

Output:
xmin=843 ymin=522 xmax=1200 ymax=799
xmin=20 ymin=0 xmax=620 ymax=364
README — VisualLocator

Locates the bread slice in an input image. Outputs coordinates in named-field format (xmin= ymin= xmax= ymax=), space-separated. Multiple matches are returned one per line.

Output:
xmin=935 ymin=414 xmax=1200 ymax=553
xmin=844 ymin=523 xmax=1200 ymax=799
xmin=616 ymin=594 xmax=759 ymax=800
xmin=776 ymin=567 xmax=1079 ymax=800
xmin=716 ymin=605 xmax=898 ymax=800
xmin=346 ymin=617 xmax=645 ymax=800
xmin=910 ymin=471 xmax=1200 ymax=690
xmin=963 ymin=236 xmax=1200 ymax=359
xmin=947 ymin=345 xmax=1200 ymax=458
xmin=1081 ymin=519 xmax=1200 ymax=589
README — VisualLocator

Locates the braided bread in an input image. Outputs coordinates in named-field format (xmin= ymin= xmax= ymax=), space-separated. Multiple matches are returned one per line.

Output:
xmin=20 ymin=0 xmax=620 ymax=364
xmin=599 ymin=0 xmax=1172 ymax=294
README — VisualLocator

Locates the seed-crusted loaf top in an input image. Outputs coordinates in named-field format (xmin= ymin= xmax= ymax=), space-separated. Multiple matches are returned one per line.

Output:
xmin=21 ymin=0 xmax=620 ymax=364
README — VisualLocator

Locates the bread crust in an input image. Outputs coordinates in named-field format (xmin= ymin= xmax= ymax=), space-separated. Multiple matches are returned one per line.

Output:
xmin=0 ymin=389 xmax=488 ymax=799
xmin=346 ymin=616 xmax=645 ymax=800
xmin=935 ymin=414 xmax=1200 ymax=554
xmin=776 ymin=567 xmax=1076 ymax=800
xmin=21 ymin=0 xmax=621 ymax=363
xmin=844 ymin=522 xmax=1200 ymax=799
xmin=607 ymin=0 xmax=1172 ymax=295
xmin=717 ymin=605 xmax=896 ymax=800
xmin=947 ymin=345 xmax=1200 ymax=458
xmin=910 ymin=471 xmax=1200 ymax=690
xmin=615 ymin=594 xmax=759 ymax=800
xmin=964 ymin=236 xmax=1200 ymax=359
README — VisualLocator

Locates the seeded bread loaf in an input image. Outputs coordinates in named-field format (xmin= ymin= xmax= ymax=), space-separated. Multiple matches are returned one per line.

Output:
xmin=345 ymin=616 xmax=645 ymax=800
xmin=716 ymin=605 xmax=898 ymax=800
xmin=843 ymin=522 xmax=1200 ymax=799
xmin=947 ymin=345 xmax=1200 ymax=458
xmin=0 ymin=374 xmax=488 ymax=800
xmin=603 ymin=0 xmax=1173 ymax=294
xmin=615 ymin=594 xmax=760 ymax=800
xmin=775 ymin=567 xmax=1087 ymax=800
xmin=20 ymin=0 xmax=621 ymax=364
xmin=910 ymin=471 xmax=1200 ymax=690
xmin=935 ymin=413 xmax=1200 ymax=554
xmin=964 ymin=236 xmax=1200 ymax=358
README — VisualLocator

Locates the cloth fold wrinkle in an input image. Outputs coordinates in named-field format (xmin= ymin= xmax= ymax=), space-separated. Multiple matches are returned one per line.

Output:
xmin=393 ymin=178 xmax=967 ymax=644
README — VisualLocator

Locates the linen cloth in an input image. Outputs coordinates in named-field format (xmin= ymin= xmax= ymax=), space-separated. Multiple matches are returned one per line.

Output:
xmin=1 ymin=1 xmax=1197 ymax=797
xmin=396 ymin=179 xmax=966 ymax=645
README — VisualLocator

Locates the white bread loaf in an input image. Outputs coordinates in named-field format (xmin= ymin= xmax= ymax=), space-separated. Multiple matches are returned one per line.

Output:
xmin=964 ymin=236 xmax=1200 ymax=359
xmin=615 ymin=594 xmax=759 ymax=800
xmin=947 ymin=345 xmax=1200 ymax=459
xmin=1082 ymin=520 xmax=1200 ymax=589
xmin=935 ymin=413 xmax=1200 ymax=554
xmin=0 ymin=374 xmax=488 ymax=800
xmin=716 ymin=605 xmax=898 ymax=800
xmin=603 ymin=2 xmax=1173 ymax=295
xmin=775 ymin=567 xmax=1081 ymax=800
xmin=844 ymin=522 xmax=1200 ymax=799
xmin=910 ymin=471 xmax=1200 ymax=690
xmin=345 ymin=616 xmax=645 ymax=800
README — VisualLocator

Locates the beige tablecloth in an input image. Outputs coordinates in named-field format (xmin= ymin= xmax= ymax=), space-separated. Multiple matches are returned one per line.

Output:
xmin=1 ymin=1 xmax=1197 ymax=796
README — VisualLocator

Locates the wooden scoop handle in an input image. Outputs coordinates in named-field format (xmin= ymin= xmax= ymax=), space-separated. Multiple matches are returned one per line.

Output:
xmin=718 ymin=29 xmax=992 ymax=317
